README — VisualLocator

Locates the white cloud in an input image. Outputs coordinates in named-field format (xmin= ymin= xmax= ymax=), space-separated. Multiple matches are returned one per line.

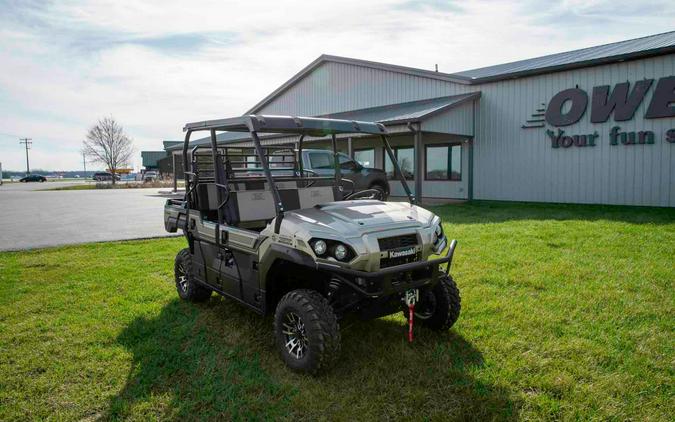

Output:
xmin=0 ymin=0 xmax=673 ymax=170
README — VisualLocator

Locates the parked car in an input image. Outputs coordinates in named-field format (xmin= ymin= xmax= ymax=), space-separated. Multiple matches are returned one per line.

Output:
xmin=93 ymin=172 xmax=121 ymax=181
xmin=300 ymin=149 xmax=389 ymax=200
xmin=19 ymin=174 xmax=47 ymax=183
xmin=143 ymin=171 xmax=159 ymax=182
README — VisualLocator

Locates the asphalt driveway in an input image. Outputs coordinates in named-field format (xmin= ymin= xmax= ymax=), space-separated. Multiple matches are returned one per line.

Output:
xmin=0 ymin=186 xmax=182 ymax=251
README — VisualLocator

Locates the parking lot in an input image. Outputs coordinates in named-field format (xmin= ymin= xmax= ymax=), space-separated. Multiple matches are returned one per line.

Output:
xmin=0 ymin=183 xmax=181 ymax=251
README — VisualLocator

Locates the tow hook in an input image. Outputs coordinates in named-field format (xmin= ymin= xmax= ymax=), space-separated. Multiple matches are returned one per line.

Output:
xmin=404 ymin=289 xmax=419 ymax=343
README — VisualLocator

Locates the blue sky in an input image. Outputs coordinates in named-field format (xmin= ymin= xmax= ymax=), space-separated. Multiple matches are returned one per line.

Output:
xmin=0 ymin=0 xmax=673 ymax=171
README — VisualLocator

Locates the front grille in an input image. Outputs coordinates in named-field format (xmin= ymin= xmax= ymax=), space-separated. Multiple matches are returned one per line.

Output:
xmin=378 ymin=234 xmax=418 ymax=251
xmin=380 ymin=252 xmax=422 ymax=269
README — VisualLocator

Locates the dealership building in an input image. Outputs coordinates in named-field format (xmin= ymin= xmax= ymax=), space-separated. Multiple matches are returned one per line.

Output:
xmin=167 ymin=31 xmax=675 ymax=207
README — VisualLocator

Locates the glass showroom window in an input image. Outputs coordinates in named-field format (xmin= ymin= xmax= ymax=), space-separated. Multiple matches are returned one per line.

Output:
xmin=384 ymin=147 xmax=414 ymax=180
xmin=425 ymin=144 xmax=461 ymax=181
xmin=354 ymin=149 xmax=375 ymax=167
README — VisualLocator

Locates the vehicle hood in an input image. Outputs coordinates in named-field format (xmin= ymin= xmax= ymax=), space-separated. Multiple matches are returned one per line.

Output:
xmin=362 ymin=167 xmax=385 ymax=175
xmin=278 ymin=200 xmax=436 ymax=239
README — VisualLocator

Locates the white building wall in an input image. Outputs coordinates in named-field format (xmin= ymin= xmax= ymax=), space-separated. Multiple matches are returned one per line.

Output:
xmin=257 ymin=61 xmax=474 ymax=116
xmin=422 ymin=100 xmax=475 ymax=137
xmin=473 ymin=54 xmax=675 ymax=207
xmin=254 ymin=55 xmax=675 ymax=206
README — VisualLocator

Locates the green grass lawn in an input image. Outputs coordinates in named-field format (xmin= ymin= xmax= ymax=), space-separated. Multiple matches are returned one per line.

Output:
xmin=1 ymin=201 xmax=673 ymax=420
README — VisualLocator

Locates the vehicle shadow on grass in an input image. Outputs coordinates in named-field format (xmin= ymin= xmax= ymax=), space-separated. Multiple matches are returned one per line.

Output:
xmin=105 ymin=299 xmax=293 ymax=420
xmin=323 ymin=316 xmax=519 ymax=420
xmin=107 ymin=297 xmax=517 ymax=420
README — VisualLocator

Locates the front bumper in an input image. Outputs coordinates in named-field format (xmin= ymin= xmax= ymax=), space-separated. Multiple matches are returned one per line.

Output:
xmin=317 ymin=239 xmax=457 ymax=297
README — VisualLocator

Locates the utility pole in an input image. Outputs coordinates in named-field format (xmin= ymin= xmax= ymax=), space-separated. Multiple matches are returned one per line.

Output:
xmin=19 ymin=138 xmax=32 ymax=175
xmin=82 ymin=151 xmax=87 ymax=178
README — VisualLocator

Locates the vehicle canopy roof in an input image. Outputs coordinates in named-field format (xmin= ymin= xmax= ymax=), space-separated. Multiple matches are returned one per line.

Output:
xmin=183 ymin=114 xmax=388 ymax=137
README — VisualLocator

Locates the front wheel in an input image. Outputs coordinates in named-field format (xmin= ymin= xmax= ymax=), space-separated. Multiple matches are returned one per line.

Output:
xmin=405 ymin=275 xmax=461 ymax=331
xmin=273 ymin=289 xmax=341 ymax=374
xmin=174 ymin=248 xmax=212 ymax=302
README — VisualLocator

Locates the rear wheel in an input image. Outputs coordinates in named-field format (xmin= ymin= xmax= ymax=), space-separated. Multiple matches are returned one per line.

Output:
xmin=273 ymin=289 xmax=340 ymax=374
xmin=404 ymin=275 xmax=460 ymax=331
xmin=174 ymin=248 xmax=212 ymax=302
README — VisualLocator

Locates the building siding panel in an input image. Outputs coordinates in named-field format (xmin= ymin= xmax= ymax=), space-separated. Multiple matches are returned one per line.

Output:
xmin=422 ymin=100 xmax=475 ymax=136
xmin=258 ymin=62 xmax=473 ymax=116
xmin=253 ymin=53 xmax=674 ymax=206
xmin=472 ymin=54 xmax=675 ymax=206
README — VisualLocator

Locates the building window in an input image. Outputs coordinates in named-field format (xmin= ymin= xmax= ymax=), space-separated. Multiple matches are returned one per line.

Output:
xmin=354 ymin=148 xmax=375 ymax=167
xmin=384 ymin=147 xmax=415 ymax=180
xmin=425 ymin=144 xmax=462 ymax=181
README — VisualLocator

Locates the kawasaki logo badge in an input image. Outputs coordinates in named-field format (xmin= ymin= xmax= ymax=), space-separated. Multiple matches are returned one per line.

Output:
xmin=389 ymin=247 xmax=416 ymax=258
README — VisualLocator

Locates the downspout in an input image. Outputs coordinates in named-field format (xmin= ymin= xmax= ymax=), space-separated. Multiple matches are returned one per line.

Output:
xmin=468 ymin=98 xmax=476 ymax=201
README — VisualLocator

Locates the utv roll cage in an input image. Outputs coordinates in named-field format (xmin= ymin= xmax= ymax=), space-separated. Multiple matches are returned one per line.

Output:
xmin=181 ymin=115 xmax=416 ymax=233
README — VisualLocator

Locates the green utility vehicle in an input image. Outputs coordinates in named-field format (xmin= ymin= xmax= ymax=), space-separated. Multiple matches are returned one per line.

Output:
xmin=165 ymin=115 xmax=460 ymax=374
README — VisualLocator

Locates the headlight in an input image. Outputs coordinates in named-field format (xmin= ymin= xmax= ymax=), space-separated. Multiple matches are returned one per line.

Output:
xmin=310 ymin=238 xmax=354 ymax=261
xmin=312 ymin=239 xmax=327 ymax=255
xmin=334 ymin=244 xmax=348 ymax=261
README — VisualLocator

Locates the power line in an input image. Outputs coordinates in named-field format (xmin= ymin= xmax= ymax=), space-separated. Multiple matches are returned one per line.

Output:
xmin=19 ymin=138 xmax=32 ymax=175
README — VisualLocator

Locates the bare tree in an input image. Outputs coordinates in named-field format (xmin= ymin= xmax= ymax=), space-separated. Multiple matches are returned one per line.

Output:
xmin=82 ymin=117 xmax=134 ymax=185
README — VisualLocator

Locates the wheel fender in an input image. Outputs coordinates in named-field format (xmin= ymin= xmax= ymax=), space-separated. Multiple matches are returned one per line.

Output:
xmin=258 ymin=243 xmax=318 ymax=288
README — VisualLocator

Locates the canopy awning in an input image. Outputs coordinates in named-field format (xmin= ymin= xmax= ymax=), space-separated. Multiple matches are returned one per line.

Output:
xmin=166 ymin=92 xmax=480 ymax=152
xmin=320 ymin=92 xmax=480 ymax=125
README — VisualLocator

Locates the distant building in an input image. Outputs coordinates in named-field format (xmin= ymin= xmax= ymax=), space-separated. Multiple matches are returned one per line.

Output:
xmin=141 ymin=141 xmax=181 ymax=174
xmin=166 ymin=31 xmax=675 ymax=206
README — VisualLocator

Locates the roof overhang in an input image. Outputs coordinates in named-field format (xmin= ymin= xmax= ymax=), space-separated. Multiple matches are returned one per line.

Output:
xmin=168 ymin=94 xmax=480 ymax=152
xmin=184 ymin=114 xmax=387 ymax=136
xmin=321 ymin=92 xmax=480 ymax=125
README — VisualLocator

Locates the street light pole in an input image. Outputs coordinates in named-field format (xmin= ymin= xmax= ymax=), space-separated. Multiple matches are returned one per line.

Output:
xmin=19 ymin=138 xmax=32 ymax=175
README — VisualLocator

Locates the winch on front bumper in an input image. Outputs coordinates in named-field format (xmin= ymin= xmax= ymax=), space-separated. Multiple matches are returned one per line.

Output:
xmin=317 ymin=239 xmax=457 ymax=298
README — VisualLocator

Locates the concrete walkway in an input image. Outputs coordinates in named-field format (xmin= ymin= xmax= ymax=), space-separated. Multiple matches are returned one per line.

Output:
xmin=0 ymin=186 xmax=182 ymax=251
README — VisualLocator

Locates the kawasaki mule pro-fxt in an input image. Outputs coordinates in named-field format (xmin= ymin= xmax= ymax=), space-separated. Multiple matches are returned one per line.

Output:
xmin=164 ymin=115 xmax=460 ymax=374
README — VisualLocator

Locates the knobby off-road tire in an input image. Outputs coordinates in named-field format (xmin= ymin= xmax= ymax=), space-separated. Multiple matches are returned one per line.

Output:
xmin=405 ymin=274 xmax=461 ymax=331
xmin=273 ymin=289 xmax=341 ymax=375
xmin=174 ymin=248 xmax=212 ymax=302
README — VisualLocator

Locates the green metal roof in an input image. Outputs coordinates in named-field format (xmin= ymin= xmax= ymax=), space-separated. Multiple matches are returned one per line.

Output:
xmin=163 ymin=140 xmax=181 ymax=149
xmin=141 ymin=151 xmax=168 ymax=167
